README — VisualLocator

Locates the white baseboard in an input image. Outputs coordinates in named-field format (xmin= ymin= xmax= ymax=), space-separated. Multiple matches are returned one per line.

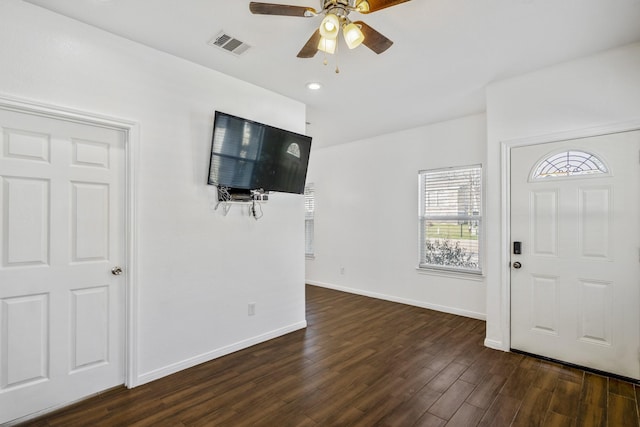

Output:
xmin=306 ymin=281 xmax=486 ymax=321
xmin=483 ymin=338 xmax=506 ymax=351
xmin=134 ymin=320 xmax=307 ymax=387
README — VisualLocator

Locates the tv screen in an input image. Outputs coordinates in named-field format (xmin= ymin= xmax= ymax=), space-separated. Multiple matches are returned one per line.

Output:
xmin=207 ymin=111 xmax=312 ymax=194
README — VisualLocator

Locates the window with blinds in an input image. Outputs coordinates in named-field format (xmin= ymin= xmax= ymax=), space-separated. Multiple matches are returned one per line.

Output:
xmin=304 ymin=184 xmax=315 ymax=257
xmin=418 ymin=165 xmax=482 ymax=274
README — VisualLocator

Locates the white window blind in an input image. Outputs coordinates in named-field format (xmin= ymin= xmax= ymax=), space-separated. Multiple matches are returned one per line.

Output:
xmin=304 ymin=184 xmax=314 ymax=257
xmin=418 ymin=165 xmax=482 ymax=274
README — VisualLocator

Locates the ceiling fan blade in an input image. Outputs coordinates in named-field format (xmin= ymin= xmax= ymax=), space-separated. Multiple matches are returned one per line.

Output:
xmin=249 ymin=2 xmax=317 ymax=17
xmin=297 ymin=29 xmax=321 ymax=58
xmin=355 ymin=0 xmax=411 ymax=14
xmin=354 ymin=21 xmax=393 ymax=54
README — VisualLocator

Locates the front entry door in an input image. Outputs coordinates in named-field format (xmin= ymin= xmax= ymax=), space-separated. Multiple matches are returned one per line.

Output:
xmin=0 ymin=107 xmax=126 ymax=423
xmin=510 ymin=130 xmax=640 ymax=380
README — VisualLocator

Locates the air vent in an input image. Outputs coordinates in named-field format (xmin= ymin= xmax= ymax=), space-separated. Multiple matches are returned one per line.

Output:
xmin=208 ymin=31 xmax=251 ymax=56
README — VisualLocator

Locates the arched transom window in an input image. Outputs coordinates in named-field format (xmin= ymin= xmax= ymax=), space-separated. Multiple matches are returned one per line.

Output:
xmin=532 ymin=150 xmax=609 ymax=179
xmin=287 ymin=142 xmax=301 ymax=158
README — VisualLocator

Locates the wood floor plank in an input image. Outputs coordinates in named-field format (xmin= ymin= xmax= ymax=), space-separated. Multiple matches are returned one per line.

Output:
xmin=428 ymin=379 xmax=476 ymax=420
xmin=445 ymin=402 xmax=485 ymax=427
xmin=477 ymin=394 xmax=520 ymax=427
xmin=544 ymin=411 xmax=575 ymax=427
xmin=511 ymin=386 xmax=553 ymax=427
xmin=302 ymin=382 xmax=369 ymax=423
xmin=376 ymin=386 xmax=441 ymax=426
xmin=581 ymin=373 xmax=608 ymax=408
xmin=549 ymin=378 xmax=582 ymax=419
xmin=609 ymin=377 xmax=636 ymax=399
xmin=533 ymin=365 xmax=560 ymax=392
xmin=427 ymin=362 xmax=468 ymax=393
xmin=577 ymin=404 xmax=606 ymax=427
xmin=414 ymin=412 xmax=448 ymax=427
xmin=489 ymin=351 xmax=523 ymax=377
xmin=459 ymin=350 xmax=501 ymax=385
xmin=453 ymin=342 xmax=488 ymax=367
xmin=558 ymin=366 xmax=584 ymax=385
xmin=500 ymin=364 xmax=537 ymax=400
xmin=466 ymin=373 xmax=507 ymax=409
xmin=347 ymin=396 xmax=405 ymax=426
xmin=18 ymin=285 xmax=640 ymax=427
xmin=608 ymin=394 xmax=639 ymax=427
xmin=636 ymin=386 xmax=640 ymax=423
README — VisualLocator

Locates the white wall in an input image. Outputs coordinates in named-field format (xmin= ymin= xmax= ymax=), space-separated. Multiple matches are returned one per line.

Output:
xmin=484 ymin=42 xmax=640 ymax=349
xmin=4 ymin=0 xmax=638 ymax=392
xmin=306 ymin=114 xmax=487 ymax=319
xmin=0 ymin=0 xmax=307 ymax=385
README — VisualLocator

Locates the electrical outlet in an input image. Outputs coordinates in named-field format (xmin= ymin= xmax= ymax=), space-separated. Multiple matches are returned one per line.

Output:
xmin=248 ymin=303 xmax=256 ymax=316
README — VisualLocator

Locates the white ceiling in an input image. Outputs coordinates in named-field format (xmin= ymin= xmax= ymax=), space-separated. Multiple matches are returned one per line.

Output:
xmin=23 ymin=0 xmax=640 ymax=149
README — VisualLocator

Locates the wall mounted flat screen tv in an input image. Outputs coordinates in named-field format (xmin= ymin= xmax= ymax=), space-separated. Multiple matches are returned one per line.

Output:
xmin=207 ymin=111 xmax=312 ymax=195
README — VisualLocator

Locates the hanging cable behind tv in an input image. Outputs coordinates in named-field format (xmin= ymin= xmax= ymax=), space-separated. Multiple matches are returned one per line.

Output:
xmin=214 ymin=186 xmax=267 ymax=220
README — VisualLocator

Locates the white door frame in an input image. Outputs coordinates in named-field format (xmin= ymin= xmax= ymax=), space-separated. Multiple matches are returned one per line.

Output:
xmin=0 ymin=94 xmax=140 ymax=388
xmin=499 ymin=119 xmax=640 ymax=352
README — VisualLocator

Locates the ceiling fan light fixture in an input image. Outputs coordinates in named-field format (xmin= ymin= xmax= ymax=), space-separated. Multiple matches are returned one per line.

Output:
xmin=343 ymin=22 xmax=365 ymax=49
xmin=317 ymin=36 xmax=337 ymax=54
xmin=355 ymin=0 xmax=370 ymax=13
xmin=319 ymin=13 xmax=340 ymax=39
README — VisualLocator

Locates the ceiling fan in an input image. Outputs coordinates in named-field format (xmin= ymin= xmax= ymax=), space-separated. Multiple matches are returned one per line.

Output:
xmin=249 ymin=0 xmax=411 ymax=58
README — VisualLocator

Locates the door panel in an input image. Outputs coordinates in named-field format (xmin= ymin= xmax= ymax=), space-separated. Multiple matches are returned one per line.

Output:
xmin=530 ymin=274 xmax=558 ymax=335
xmin=531 ymin=190 xmax=558 ymax=256
xmin=72 ymin=182 xmax=110 ymax=261
xmin=579 ymin=186 xmax=610 ymax=259
xmin=510 ymin=130 xmax=640 ymax=380
xmin=0 ymin=294 xmax=49 ymax=390
xmin=578 ymin=279 xmax=612 ymax=345
xmin=3 ymin=177 xmax=49 ymax=266
xmin=4 ymin=129 xmax=50 ymax=162
xmin=0 ymin=108 xmax=125 ymax=424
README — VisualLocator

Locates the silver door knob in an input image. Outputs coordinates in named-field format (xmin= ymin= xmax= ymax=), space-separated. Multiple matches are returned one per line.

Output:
xmin=111 ymin=266 xmax=123 ymax=275
xmin=512 ymin=262 xmax=522 ymax=269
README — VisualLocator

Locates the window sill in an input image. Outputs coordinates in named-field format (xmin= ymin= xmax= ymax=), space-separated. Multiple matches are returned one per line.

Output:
xmin=416 ymin=266 xmax=484 ymax=282
xmin=305 ymin=255 xmax=315 ymax=260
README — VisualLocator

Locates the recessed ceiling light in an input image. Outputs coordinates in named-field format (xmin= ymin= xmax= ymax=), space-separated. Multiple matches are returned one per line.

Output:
xmin=306 ymin=82 xmax=322 ymax=91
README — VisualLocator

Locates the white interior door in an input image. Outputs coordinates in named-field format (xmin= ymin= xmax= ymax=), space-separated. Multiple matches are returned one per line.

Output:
xmin=0 ymin=108 xmax=125 ymax=423
xmin=510 ymin=130 xmax=640 ymax=380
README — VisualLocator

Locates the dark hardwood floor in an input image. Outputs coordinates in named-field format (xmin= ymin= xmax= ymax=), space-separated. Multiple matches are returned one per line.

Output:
xmin=21 ymin=285 xmax=640 ymax=426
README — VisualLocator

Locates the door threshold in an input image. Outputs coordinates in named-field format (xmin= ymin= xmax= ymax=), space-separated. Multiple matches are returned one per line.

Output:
xmin=511 ymin=348 xmax=640 ymax=385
